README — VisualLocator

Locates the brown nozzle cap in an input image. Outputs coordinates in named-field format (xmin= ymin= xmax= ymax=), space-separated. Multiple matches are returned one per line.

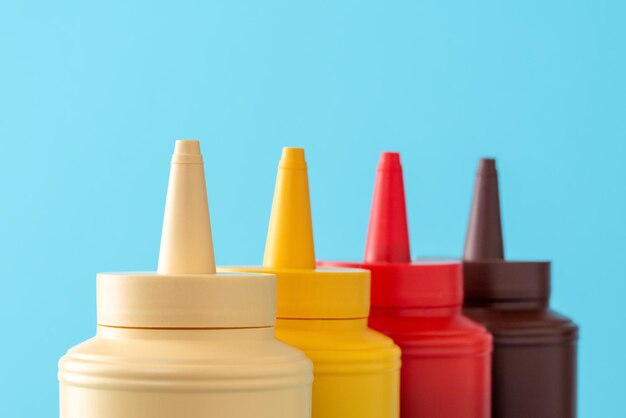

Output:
xmin=463 ymin=159 xmax=550 ymax=302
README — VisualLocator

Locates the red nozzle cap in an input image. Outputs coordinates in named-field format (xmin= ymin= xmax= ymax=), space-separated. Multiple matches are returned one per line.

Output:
xmin=321 ymin=152 xmax=462 ymax=308
xmin=463 ymin=158 xmax=505 ymax=261
xmin=364 ymin=152 xmax=411 ymax=263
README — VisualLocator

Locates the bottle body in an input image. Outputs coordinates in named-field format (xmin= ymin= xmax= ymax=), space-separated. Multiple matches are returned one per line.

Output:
xmin=464 ymin=302 xmax=578 ymax=418
xmin=369 ymin=306 xmax=492 ymax=418
xmin=275 ymin=318 xmax=400 ymax=418
xmin=59 ymin=326 xmax=312 ymax=418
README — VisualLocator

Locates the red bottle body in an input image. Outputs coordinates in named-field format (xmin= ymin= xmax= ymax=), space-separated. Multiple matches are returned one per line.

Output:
xmin=322 ymin=152 xmax=492 ymax=417
xmin=371 ymin=306 xmax=491 ymax=418
xmin=321 ymin=261 xmax=492 ymax=418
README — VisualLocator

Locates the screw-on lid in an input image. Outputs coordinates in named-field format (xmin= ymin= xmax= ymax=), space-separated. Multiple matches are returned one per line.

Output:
xmin=220 ymin=148 xmax=371 ymax=319
xmin=462 ymin=261 xmax=550 ymax=302
xmin=97 ymin=272 xmax=276 ymax=328
xmin=97 ymin=140 xmax=276 ymax=329
xmin=321 ymin=260 xmax=463 ymax=308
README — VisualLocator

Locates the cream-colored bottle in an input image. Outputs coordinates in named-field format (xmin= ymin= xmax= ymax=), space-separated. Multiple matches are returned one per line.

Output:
xmin=58 ymin=140 xmax=313 ymax=418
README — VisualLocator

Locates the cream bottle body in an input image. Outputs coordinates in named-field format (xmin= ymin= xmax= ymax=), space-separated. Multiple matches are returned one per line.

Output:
xmin=60 ymin=326 xmax=311 ymax=418
xmin=58 ymin=141 xmax=312 ymax=418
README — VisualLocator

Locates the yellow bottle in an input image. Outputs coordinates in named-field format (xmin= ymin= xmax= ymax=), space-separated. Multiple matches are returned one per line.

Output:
xmin=221 ymin=148 xmax=401 ymax=418
xmin=58 ymin=141 xmax=312 ymax=418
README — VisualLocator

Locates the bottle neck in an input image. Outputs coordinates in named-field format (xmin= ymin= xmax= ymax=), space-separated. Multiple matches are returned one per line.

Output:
xmin=370 ymin=305 xmax=462 ymax=318
xmin=275 ymin=318 xmax=368 ymax=331
xmin=97 ymin=325 xmax=275 ymax=341
xmin=464 ymin=299 xmax=549 ymax=310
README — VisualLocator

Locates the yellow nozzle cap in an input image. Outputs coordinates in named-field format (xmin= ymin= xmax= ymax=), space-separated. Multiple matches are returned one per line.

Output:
xmin=158 ymin=140 xmax=216 ymax=275
xmin=221 ymin=147 xmax=370 ymax=319
xmin=263 ymin=147 xmax=316 ymax=270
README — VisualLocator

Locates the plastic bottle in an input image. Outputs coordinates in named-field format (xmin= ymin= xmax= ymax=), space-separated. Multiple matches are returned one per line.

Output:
xmin=462 ymin=158 xmax=578 ymax=418
xmin=220 ymin=147 xmax=400 ymax=418
xmin=320 ymin=152 xmax=492 ymax=418
xmin=58 ymin=140 xmax=313 ymax=418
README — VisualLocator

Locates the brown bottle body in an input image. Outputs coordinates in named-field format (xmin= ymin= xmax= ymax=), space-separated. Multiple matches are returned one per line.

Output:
xmin=463 ymin=263 xmax=578 ymax=418
xmin=462 ymin=159 xmax=579 ymax=417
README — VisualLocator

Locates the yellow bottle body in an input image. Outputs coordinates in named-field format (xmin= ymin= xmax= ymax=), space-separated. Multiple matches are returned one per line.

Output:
xmin=276 ymin=318 xmax=400 ymax=418
xmin=221 ymin=147 xmax=401 ymax=418
xmin=59 ymin=326 xmax=312 ymax=418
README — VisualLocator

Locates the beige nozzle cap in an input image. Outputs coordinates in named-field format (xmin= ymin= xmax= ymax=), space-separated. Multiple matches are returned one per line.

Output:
xmin=97 ymin=140 xmax=276 ymax=329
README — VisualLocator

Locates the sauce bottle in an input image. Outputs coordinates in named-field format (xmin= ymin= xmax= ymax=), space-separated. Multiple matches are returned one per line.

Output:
xmin=221 ymin=147 xmax=400 ymax=418
xmin=321 ymin=152 xmax=492 ymax=418
xmin=58 ymin=140 xmax=313 ymax=418
xmin=463 ymin=158 xmax=578 ymax=418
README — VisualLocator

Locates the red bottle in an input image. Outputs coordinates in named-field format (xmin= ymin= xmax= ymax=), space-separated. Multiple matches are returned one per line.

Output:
xmin=320 ymin=152 xmax=492 ymax=418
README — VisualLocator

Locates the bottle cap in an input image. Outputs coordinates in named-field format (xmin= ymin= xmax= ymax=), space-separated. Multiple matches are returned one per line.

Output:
xmin=463 ymin=158 xmax=550 ymax=302
xmin=97 ymin=140 xmax=276 ymax=328
xmin=319 ymin=152 xmax=463 ymax=308
xmin=220 ymin=148 xmax=370 ymax=319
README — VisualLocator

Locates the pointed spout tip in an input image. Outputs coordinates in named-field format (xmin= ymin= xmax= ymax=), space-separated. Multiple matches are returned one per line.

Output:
xmin=477 ymin=158 xmax=497 ymax=174
xmin=378 ymin=152 xmax=402 ymax=171
xmin=282 ymin=147 xmax=305 ymax=161
xmin=279 ymin=147 xmax=307 ymax=169
xmin=175 ymin=139 xmax=201 ymax=154
xmin=172 ymin=139 xmax=203 ymax=164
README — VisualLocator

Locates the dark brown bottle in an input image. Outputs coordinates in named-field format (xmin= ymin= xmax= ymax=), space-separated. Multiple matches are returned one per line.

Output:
xmin=462 ymin=159 xmax=578 ymax=418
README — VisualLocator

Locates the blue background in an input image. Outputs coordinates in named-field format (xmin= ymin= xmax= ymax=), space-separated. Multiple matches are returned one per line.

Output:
xmin=1 ymin=1 xmax=624 ymax=416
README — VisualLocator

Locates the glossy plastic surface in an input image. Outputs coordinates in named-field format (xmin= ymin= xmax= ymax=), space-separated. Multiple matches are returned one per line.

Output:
xmin=277 ymin=319 xmax=400 ymax=418
xmin=321 ymin=152 xmax=492 ymax=418
xmin=60 ymin=327 xmax=312 ymax=418
xmin=463 ymin=158 xmax=578 ymax=418
xmin=58 ymin=141 xmax=313 ymax=418
xmin=370 ymin=306 xmax=491 ymax=418
xmin=464 ymin=301 xmax=577 ymax=418
xmin=221 ymin=147 xmax=400 ymax=418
